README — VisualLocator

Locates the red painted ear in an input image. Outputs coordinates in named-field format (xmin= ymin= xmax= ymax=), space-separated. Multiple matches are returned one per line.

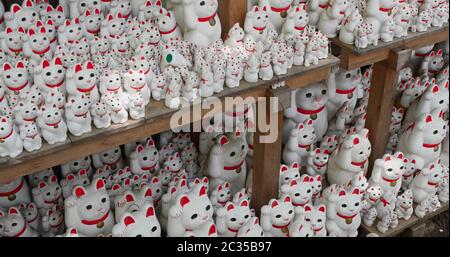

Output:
xmin=263 ymin=5 xmax=268 ymax=11
xmin=384 ymin=156 xmax=391 ymax=162
xmin=290 ymin=180 xmax=297 ymax=187
xmin=156 ymin=0 xmax=162 ymax=6
xmin=67 ymin=174 xmax=75 ymax=181
xmin=304 ymin=205 xmax=312 ymax=212
xmin=352 ymin=188 xmax=360 ymax=195
xmin=146 ymin=0 xmax=152 ymax=7
xmin=112 ymin=184 xmax=121 ymax=191
xmin=152 ymin=177 xmax=159 ymax=184
xmin=317 ymin=176 xmax=322 ymax=182
xmin=254 ymin=6 xmax=259 ymax=12
xmin=219 ymin=136 xmax=229 ymax=145
xmin=301 ymin=3 xmax=307 ymax=11
xmin=432 ymin=86 xmax=439 ymax=93
xmin=108 ymin=14 xmax=113 ymax=21
xmin=74 ymin=186 xmax=86 ymax=198
xmin=199 ymin=186 xmax=207 ymax=197
xmin=96 ymin=179 xmax=105 ymax=190
xmin=318 ymin=205 xmax=326 ymax=213
xmin=6 ymin=27 xmax=13 ymax=34
xmin=425 ymin=115 xmax=433 ymax=123
xmin=180 ymin=195 xmax=190 ymax=207
xmin=430 ymin=51 xmax=435 ymax=57
xmin=8 ymin=207 xmax=19 ymax=215
xmin=146 ymin=206 xmax=155 ymax=217
xmin=18 ymin=27 xmax=25 ymax=34
xmin=225 ymin=182 xmax=230 ymax=188
xmin=36 ymin=20 xmax=43 ymax=27
xmin=65 ymin=19 xmax=71 ymax=27
xmin=40 ymin=27 xmax=46 ymax=34
xmin=396 ymin=153 xmax=404 ymax=159
xmin=217 ymin=185 xmax=223 ymax=191
xmin=227 ymin=203 xmax=235 ymax=211
xmin=298 ymin=124 xmax=304 ymax=130
xmin=124 ymin=216 xmax=135 ymax=227
xmin=3 ymin=62 xmax=11 ymax=71
xmin=50 ymin=175 xmax=57 ymax=183
xmin=16 ymin=61 xmax=24 ymax=69
xmin=208 ymin=224 xmax=217 ymax=236
xmin=338 ymin=190 xmax=346 ymax=197
xmin=136 ymin=144 xmax=144 ymax=153
xmin=25 ymin=0 xmax=33 ymax=7
xmin=47 ymin=5 xmax=54 ymax=12
xmin=271 ymin=200 xmax=278 ymax=208
xmin=303 ymin=176 xmax=310 ymax=183
xmin=69 ymin=228 xmax=78 ymax=235
xmin=56 ymin=5 xmax=64 ymax=12
xmin=437 ymin=49 xmax=443 ymax=56
xmin=12 ymin=4 xmax=21 ymax=13
xmin=307 ymin=119 xmax=313 ymax=126
xmin=42 ymin=60 xmax=50 ymax=69
xmin=74 ymin=64 xmax=83 ymax=73
xmin=284 ymin=196 xmax=291 ymax=203
xmin=74 ymin=18 xmax=80 ymax=24
xmin=54 ymin=57 xmax=63 ymax=66
xmin=280 ymin=165 xmax=288 ymax=173
xmin=36 ymin=181 xmax=47 ymax=190
xmin=86 ymin=61 xmax=94 ymax=70
xmin=353 ymin=137 xmax=360 ymax=145
xmin=315 ymin=149 xmax=321 ymax=154
xmin=292 ymin=162 xmax=299 ymax=169
xmin=125 ymin=193 xmax=135 ymax=202
xmin=85 ymin=9 xmax=91 ymax=16
xmin=241 ymin=200 xmax=249 ymax=207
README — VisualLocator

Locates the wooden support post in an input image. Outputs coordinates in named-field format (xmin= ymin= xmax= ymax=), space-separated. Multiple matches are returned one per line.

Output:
xmin=251 ymin=89 xmax=286 ymax=217
xmin=218 ymin=0 xmax=247 ymax=38
xmin=366 ymin=48 xmax=411 ymax=174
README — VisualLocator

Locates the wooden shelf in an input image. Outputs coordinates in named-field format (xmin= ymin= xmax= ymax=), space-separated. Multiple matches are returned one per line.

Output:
xmin=0 ymin=56 xmax=339 ymax=183
xmin=331 ymin=25 xmax=449 ymax=70
xmin=360 ymin=204 xmax=449 ymax=237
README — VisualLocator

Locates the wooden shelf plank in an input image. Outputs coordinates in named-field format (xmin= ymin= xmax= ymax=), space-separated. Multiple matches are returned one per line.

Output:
xmin=360 ymin=204 xmax=449 ymax=237
xmin=332 ymin=25 xmax=449 ymax=69
xmin=0 ymin=56 xmax=339 ymax=183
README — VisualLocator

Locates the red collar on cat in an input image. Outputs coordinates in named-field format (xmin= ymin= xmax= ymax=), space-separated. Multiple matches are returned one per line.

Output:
xmin=141 ymin=162 xmax=158 ymax=171
xmin=45 ymin=119 xmax=62 ymax=128
xmin=0 ymin=95 xmax=4 ymax=102
xmin=104 ymin=158 xmax=121 ymax=167
xmin=295 ymin=26 xmax=305 ymax=31
xmin=7 ymin=81 xmax=29 ymax=92
xmin=428 ymin=181 xmax=439 ymax=187
xmin=51 ymin=218 xmax=64 ymax=228
xmin=382 ymin=177 xmax=399 ymax=184
xmin=0 ymin=127 xmax=14 ymax=142
xmin=319 ymin=4 xmax=329 ymax=9
xmin=314 ymin=162 xmax=327 ymax=169
xmin=224 ymin=159 xmax=244 ymax=171
xmin=198 ymin=12 xmax=216 ymax=23
xmin=297 ymin=105 xmax=325 ymax=115
xmin=292 ymin=200 xmax=309 ymax=207
xmin=336 ymin=212 xmax=357 ymax=220
xmin=313 ymin=226 xmax=324 ymax=232
xmin=81 ymin=210 xmax=110 ymax=225
xmin=13 ymin=224 xmax=27 ymax=237
xmin=77 ymin=84 xmax=96 ymax=93
xmin=423 ymin=143 xmax=440 ymax=149
xmin=0 ymin=179 xmax=24 ymax=197
xmin=379 ymin=7 xmax=393 ymax=13
xmin=271 ymin=5 xmax=291 ymax=13
xmin=159 ymin=25 xmax=177 ymax=35
xmin=415 ymin=51 xmax=431 ymax=57
xmin=28 ymin=214 xmax=39 ymax=224
xmin=32 ymin=45 xmax=50 ymax=55
xmin=336 ymin=88 xmax=355 ymax=95
xmin=298 ymin=143 xmax=312 ymax=149
xmin=46 ymin=79 xmax=64 ymax=88
xmin=380 ymin=197 xmax=390 ymax=206
xmin=130 ymin=84 xmax=145 ymax=91
xmin=253 ymin=26 xmax=266 ymax=31
xmin=8 ymin=47 xmax=22 ymax=53
xmin=87 ymin=28 xmax=101 ymax=35
xmin=402 ymin=173 xmax=413 ymax=179
xmin=75 ymin=111 xmax=89 ymax=118
xmin=227 ymin=227 xmax=239 ymax=234
xmin=23 ymin=116 xmax=37 ymax=122
xmin=351 ymin=159 xmax=367 ymax=167
xmin=44 ymin=195 xmax=61 ymax=204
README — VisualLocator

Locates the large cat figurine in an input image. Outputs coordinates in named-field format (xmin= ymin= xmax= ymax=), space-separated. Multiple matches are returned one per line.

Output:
xmin=325 ymin=188 xmax=361 ymax=237
xmin=0 ymin=177 xmax=31 ymax=209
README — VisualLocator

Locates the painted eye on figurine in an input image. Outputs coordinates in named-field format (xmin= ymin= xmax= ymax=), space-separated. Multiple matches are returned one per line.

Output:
xmin=305 ymin=93 xmax=312 ymax=98
xmin=191 ymin=214 xmax=198 ymax=219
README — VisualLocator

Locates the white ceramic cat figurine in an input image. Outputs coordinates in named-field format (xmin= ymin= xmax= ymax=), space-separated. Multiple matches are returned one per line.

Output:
xmin=41 ymin=205 xmax=65 ymax=237
xmin=65 ymin=178 xmax=114 ymax=237
xmin=317 ymin=0 xmax=348 ymax=38
xmin=181 ymin=0 xmax=221 ymax=48
xmin=260 ymin=0 xmax=294 ymax=32
xmin=339 ymin=9 xmax=363 ymax=45
xmin=22 ymin=25 xmax=52 ymax=63
xmin=91 ymin=99 xmax=111 ymax=129
xmin=327 ymin=129 xmax=371 ymax=186
xmin=325 ymin=188 xmax=361 ymax=237
xmin=237 ymin=217 xmax=265 ymax=237
xmin=411 ymin=160 xmax=445 ymax=205
xmin=0 ymin=116 xmax=23 ymax=157
xmin=167 ymin=184 xmax=217 ymax=237
xmin=0 ymin=207 xmax=38 ymax=237
xmin=112 ymin=203 xmax=161 ymax=237
xmin=260 ymin=195 xmax=296 ymax=237
xmin=368 ymin=152 xmax=405 ymax=196
xmin=282 ymin=119 xmax=317 ymax=167
xmin=130 ymin=139 xmax=161 ymax=175
xmin=280 ymin=4 xmax=309 ymax=40
xmin=66 ymin=61 xmax=100 ymax=103
xmin=216 ymin=200 xmax=252 ymax=237
xmin=65 ymin=94 xmax=92 ymax=136
xmin=279 ymin=163 xmax=300 ymax=187
xmin=32 ymin=175 xmax=63 ymax=216
xmin=244 ymin=5 xmax=270 ymax=43
xmin=364 ymin=0 xmax=396 ymax=40
xmin=398 ymin=111 xmax=447 ymax=170
xmin=308 ymin=0 xmax=331 ymax=25
xmin=92 ymin=147 xmax=125 ymax=172
xmin=61 ymin=169 xmax=91 ymax=199
xmin=203 ymin=132 xmax=248 ymax=195
xmin=304 ymin=204 xmax=327 ymax=237
xmin=280 ymin=175 xmax=314 ymax=208
xmin=210 ymin=182 xmax=232 ymax=212
xmin=0 ymin=177 xmax=31 ymax=209
xmin=395 ymin=189 xmax=413 ymax=220
xmin=380 ymin=16 xmax=396 ymax=42
xmin=37 ymin=103 xmax=68 ymax=145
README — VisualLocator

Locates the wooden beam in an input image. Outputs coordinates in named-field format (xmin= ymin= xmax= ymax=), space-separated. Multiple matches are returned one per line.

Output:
xmin=365 ymin=48 xmax=411 ymax=175
xmin=252 ymin=89 xmax=283 ymax=217
xmin=218 ymin=0 xmax=247 ymax=38
xmin=340 ymin=48 xmax=390 ymax=70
